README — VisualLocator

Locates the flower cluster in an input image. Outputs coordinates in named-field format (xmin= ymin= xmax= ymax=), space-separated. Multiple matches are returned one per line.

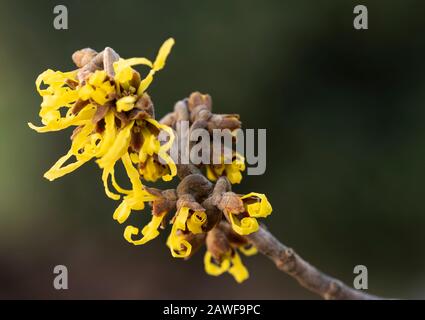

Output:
xmin=29 ymin=39 xmax=272 ymax=283
xmin=29 ymin=39 xmax=176 ymax=225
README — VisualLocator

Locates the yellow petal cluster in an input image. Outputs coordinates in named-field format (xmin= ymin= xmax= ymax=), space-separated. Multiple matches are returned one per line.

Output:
xmin=204 ymin=245 xmax=256 ymax=283
xmin=130 ymin=118 xmax=177 ymax=182
xmin=227 ymin=192 xmax=272 ymax=235
xmin=206 ymin=153 xmax=246 ymax=184
xmin=30 ymin=38 xmax=273 ymax=285
xmin=29 ymin=39 xmax=177 ymax=243
xmin=166 ymin=207 xmax=207 ymax=258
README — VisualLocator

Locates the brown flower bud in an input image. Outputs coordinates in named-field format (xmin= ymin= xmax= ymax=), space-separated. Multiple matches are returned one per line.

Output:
xmin=176 ymin=194 xmax=205 ymax=212
xmin=188 ymin=91 xmax=212 ymax=112
xmin=72 ymin=48 xmax=98 ymax=68
xmin=207 ymin=114 xmax=241 ymax=132
xmin=218 ymin=192 xmax=245 ymax=214
xmin=129 ymin=93 xmax=155 ymax=120
xmin=217 ymin=221 xmax=247 ymax=248
xmin=103 ymin=47 xmax=120 ymax=78
xmin=201 ymin=197 xmax=223 ymax=231
xmin=77 ymin=51 xmax=104 ymax=83
xmin=147 ymin=188 xmax=177 ymax=217
xmin=206 ymin=226 xmax=231 ymax=261
xmin=176 ymin=174 xmax=213 ymax=200
xmin=190 ymin=105 xmax=211 ymax=123
xmin=183 ymin=233 xmax=207 ymax=259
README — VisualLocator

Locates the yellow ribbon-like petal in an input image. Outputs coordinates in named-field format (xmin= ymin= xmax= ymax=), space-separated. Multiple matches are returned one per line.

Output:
xmin=224 ymin=154 xmax=245 ymax=184
xmin=228 ymin=212 xmax=259 ymax=236
xmin=187 ymin=211 xmax=207 ymax=234
xmin=116 ymin=96 xmax=137 ymax=112
xmin=204 ymin=251 xmax=231 ymax=276
xmin=137 ymin=71 xmax=154 ymax=95
xmin=97 ymin=121 xmax=134 ymax=169
xmin=228 ymin=251 xmax=249 ymax=283
xmin=43 ymin=122 xmax=96 ymax=181
xmin=124 ymin=212 xmax=166 ymax=245
xmin=95 ymin=110 xmax=116 ymax=157
xmin=206 ymin=165 xmax=218 ymax=181
xmin=153 ymin=38 xmax=175 ymax=71
xmin=145 ymin=118 xmax=177 ymax=181
xmin=29 ymin=103 xmax=96 ymax=133
xmin=241 ymin=192 xmax=272 ymax=218
xmin=167 ymin=207 xmax=192 ymax=258
xmin=112 ymin=154 xmax=157 ymax=223
xmin=136 ymin=38 xmax=175 ymax=95
xmin=204 ymin=250 xmax=250 ymax=283
xmin=238 ymin=244 xmax=258 ymax=256
xmin=113 ymin=57 xmax=153 ymax=84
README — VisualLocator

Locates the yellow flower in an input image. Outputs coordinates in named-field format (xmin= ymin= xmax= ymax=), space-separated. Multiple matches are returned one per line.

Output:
xmin=204 ymin=247 xmax=254 ymax=283
xmin=124 ymin=211 xmax=167 ymax=245
xmin=128 ymin=118 xmax=177 ymax=183
xmin=112 ymin=38 xmax=175 ymax=96
xmin=227 ymin=192 xmax=272 ymax=235
xmin=238 ymin=244 xmax=258 ymax=256
xmin=241 ymin=192 xmax=273 ymax=218
xmin=112 ymin=153 xmax=157 ymax=224
xmin=167 ymin=207 xmax=207 ymax=258
xmin=116 ymin=96 xmax=137 ymax=112
xmin=29 ymin=39 xmax=177 ymax=239
xmin=30 ymin=39 xmax=272 ymax=285
xmin=29 ymin=39 xmax=176 ymax=195
xmin=187 ymin=210 xmax=207 ymax=234
xmin=140 ymin=118 xmax=177 ymax=182
xmin=206 ymin=153 xmax=246 ymax=184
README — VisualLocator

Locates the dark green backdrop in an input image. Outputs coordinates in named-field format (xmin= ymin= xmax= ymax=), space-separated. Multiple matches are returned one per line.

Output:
xmin=0 ymin=0 xmax=424 ymax=299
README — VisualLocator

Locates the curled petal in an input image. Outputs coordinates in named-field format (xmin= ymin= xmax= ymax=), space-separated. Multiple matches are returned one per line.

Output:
xmin=112 ymin=192 xmax=153 ymax=224
xmin=228 ymin=213 xmax=259 ymax=236
xmin=204 ymin=251 xmax=231 ymax=276
xmin=112 ymin=190 xmax=157 ymax=225
xmin=224 ymin=154 xmax=245 ymax=184
xmin=228 ymin=251 xmax=249 ymax=283
xmin=167 ymin=234 xmax=192 ymax=258
xmin=43 ymin=122 xmax=96 ymax=181
xmin=241 ymin=192 xmax=272 ymax=218
xmin=206 ymin=165 xmax=218 ymax=181
xmin=29 ymin=103 xmax=96 ymax=133
xmin=238 ymin=244 xmax=258 ymax=256
xmin=167 ymin=207 xmax=192 ymax=258
xmin=146 ymin=118 xmax=177 ymax=181
xmin=124 ymin=212 xmax=166 ymax=245
xmin=36 ymin=69 xmax=77 ymax=96
xmin=187 ymin=211 xmax=207 ymax=234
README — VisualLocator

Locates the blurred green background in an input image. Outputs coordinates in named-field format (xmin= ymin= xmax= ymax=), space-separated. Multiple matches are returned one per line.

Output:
xmin=0 ymin=0 xmax=424 ymax=299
